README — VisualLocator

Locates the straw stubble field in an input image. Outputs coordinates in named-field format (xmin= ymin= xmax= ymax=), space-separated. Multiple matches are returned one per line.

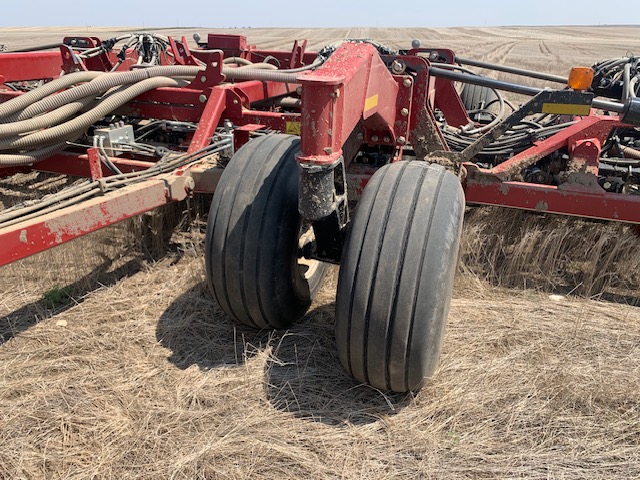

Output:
xmin=1 ymin=26 xmax=640 ymax=479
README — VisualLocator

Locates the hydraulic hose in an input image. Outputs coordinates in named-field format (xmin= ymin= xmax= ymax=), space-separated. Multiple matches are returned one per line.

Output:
xmin=0 ymin=77 xmax=184 ymax=150
xmin=455 ymin=56 xmax=568 ymax=84
xmin=3 ymin=65 xmax=303 ymax=128
xmin=0 ymin=71 xmax=103 ymax=119
xmin=0 ymin=96 xmax=95 ymax=138
xmin=464 ymin=91 xmax=505 ymax=135
xmin=77 ymin=35 xmax=132 ymax=58
xmin=622 ymin=63 xmax=631 ymax=100
xmin=223 ymin=56 xmax=322 ymax=73
xmin=221 ymin=68 xmax=298 ymax=83
xmin=281 ymin=58 xmax=323 ymax=73
xmin=0 ymin=179 xmax=93 ymax=222
xmin=432 ymin=62 xmax=507 ymax=134
xmin=14 ymin=65 xmax=202 ymax=121
xmin=222 ymin=56 xmax=253 ymax=66
xmin=630 ymin=77 xmax=639 ymax=98
xmin=0 ymin=142 xmax=68 ymax=166
xmin=236 ymin=63 xmax=278 ymax=70
xmin=621 ymin=144 xmax=640 ymax=159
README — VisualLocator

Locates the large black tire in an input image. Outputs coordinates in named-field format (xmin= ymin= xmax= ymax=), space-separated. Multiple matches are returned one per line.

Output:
xmin=205 ymin=134 xmax=326 ymax=329
xmin=335 ymin=161 xmax=465 ymax=392
xmin=460 ymin=83 xmax=499 ymax=123
xmin=460 ymin=83 xmax=498 ymax=111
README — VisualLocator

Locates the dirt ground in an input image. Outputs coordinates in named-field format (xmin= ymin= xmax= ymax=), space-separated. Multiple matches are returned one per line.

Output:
xmin=1 ymin=26 xmax=640 ymax=479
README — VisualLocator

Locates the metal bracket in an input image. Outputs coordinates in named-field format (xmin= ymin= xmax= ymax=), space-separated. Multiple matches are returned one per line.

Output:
xmin=59 ymin=44 xmax=87 ymax=74
xmin=164 ymin=175 xmax=195 ymax=202
xmin=186 ymin=51 xmax=225 ymax=89
xmin=298 ymin=156 xmax=349 ymax=263
xmin=168 ymin=36 xmax=202 ymax=66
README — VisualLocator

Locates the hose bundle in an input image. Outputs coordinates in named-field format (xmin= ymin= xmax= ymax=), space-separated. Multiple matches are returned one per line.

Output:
xmin=0 ymin=66 xmax=206 ymax=166
xmin=0 ymin=35 xmax=326 ymax=167
xmin=0 ymin=136 xmax=233 ymax=228
xmin=0 ymin=63 xmax=309 ymax=166
xmin=592 ymin=55 xmax=640 ymax=101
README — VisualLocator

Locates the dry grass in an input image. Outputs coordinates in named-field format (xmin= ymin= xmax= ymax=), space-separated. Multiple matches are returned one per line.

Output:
xmin=1 ymin=247 xmax=639 ymax=478
xmin=461 ymin=207 xmax=640 ymax=303
xmin=1 ymin=26 xmax=640 ymax=479
xmin=1 ymin=203 xmax=639 ymax=479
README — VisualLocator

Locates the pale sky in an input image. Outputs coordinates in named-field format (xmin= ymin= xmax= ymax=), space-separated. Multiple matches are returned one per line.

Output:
xmin=2 ymin=0 xmax=640 ymax=28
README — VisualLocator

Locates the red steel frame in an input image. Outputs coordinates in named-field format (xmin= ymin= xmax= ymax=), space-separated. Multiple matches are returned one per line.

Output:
xmin=1 ymin=34 xmax=639 ymax=268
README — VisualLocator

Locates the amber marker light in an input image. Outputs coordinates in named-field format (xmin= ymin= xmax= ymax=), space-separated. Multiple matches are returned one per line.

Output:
xmin=568 ymin=67 xmax=594 ymax=90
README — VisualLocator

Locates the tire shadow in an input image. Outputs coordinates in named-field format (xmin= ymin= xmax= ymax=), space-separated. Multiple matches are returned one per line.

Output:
xmin=157 ymin=289 xmax=412 ymax=426
xmin=263 ymin=302 xmax=412 ymax=427
xmin=155 ymin=283 xmax=274 ymax=369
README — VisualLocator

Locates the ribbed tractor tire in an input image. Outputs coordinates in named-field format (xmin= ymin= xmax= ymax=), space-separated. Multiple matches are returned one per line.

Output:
xmin=460 ymin=83 xmax=499 ymax=123
xmin=335 ymin=161 xmax=465 ymax=392
xmin=205 ymin=134 xmax=327 ymax=329
xmin=460 ymin=83 xmax=498 ymax=112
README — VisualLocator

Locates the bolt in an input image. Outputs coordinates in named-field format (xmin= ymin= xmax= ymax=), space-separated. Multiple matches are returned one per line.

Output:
xmin=200 ymin=76 xmax=207 ymax=82
xmin=199 ymin=94 xmax=207 ymax=103
xmin=356 ymin=132 xmax=364 ymax=140
xmin=371 ymin=135 xmax=379 ymax=142
xmin=383 ymin=136 xmax=391 ymax=143
xmin=398 ymin=136 xmax=406 ymax=145
xmin=233 ymin=99 xmax=239 ymax=104
xmin=401 ymin=108 xmax=409 ymax=116
xmin=296 ymin=86 xmax=303 ymax=95
xmin=403 ymin=78 xmax=412 ymax=87
xmin=391 ymin=60 xmax=404 ymax=74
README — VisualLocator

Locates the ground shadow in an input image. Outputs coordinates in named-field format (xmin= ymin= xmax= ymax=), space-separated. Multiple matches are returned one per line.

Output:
xmin=157 ymin=289 xmax=411 ymax=426
xmin=556 ymin=286 xmax=640 ymax=306
xmin=0 ymin=255 xmax=144 ymax=345
xmin=263 ymin=302 xmax=413 ymax=427
xmin=155 ymin=283 xmax=274 ymax=369
xmin=0 ymin=197 xmax=197 ymax=345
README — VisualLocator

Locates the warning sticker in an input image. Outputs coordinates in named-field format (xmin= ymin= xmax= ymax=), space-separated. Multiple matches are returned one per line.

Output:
xmin=285 ymin=121 xmax=301 ymax=135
